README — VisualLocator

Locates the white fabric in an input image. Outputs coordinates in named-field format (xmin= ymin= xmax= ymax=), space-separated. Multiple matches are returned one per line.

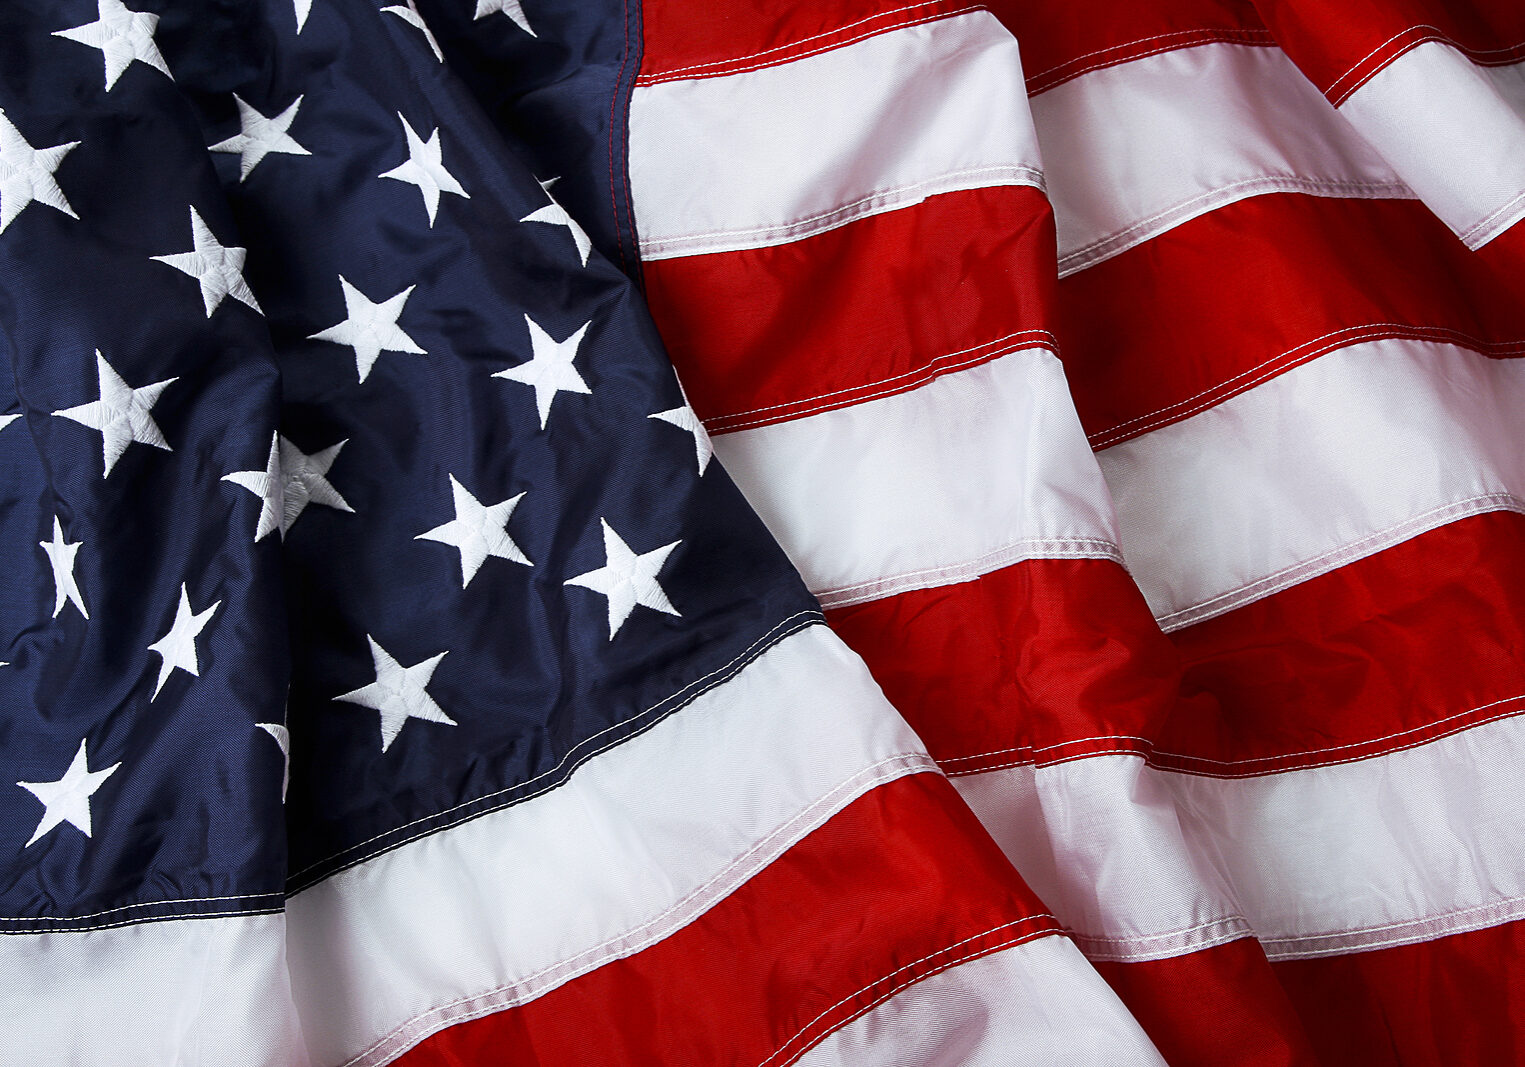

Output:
xmin=1339 ymin=45 xmax=1525 ymax=248
xmin=797 ymin=936 xmax=1168 ymax=1066
xmin=956 ymin=712 xmax=1525 ymax=961
xmin=284 ymin=623 xmax=936 ymax=1067
xmin=1032 ymin=42 xmax=1413 ymax=276
xmin=629 ymin=11 xmax=1044 ymax=259
xmin=712 ymin=347 xmax=1120 ymax=608
xmin=1097 ymin=336 xmax=1525 ymax=629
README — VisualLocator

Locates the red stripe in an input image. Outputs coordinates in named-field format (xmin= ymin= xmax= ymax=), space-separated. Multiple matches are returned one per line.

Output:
xmin=1093 ymin=938 xmax=1318 ymax=1067
xmin=985 ymin=0 xmax=1272 ymax=95
xmin=826 ymin=558 xmax=1191 ymax=773
xmin=1250 ymin=0 xmax=1525 ymax=102
xmin=637 ymin=0 xmax=973 ymax=84
xmin=1275 ymin=919 xmax=1525 ymax=1066
xmin=395 ymin=773 xmax=1060 ymax=1067
xmin=643 ymin=186 xmax=1056 ymax=433
xmin=827 ymin=512 xmax=1525 ymax=776
xmin=1058 ymin=193 xmax=1525 ymax=449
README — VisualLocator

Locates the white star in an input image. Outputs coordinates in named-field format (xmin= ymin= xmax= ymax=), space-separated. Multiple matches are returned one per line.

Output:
xmin=493 ymin=316 xmax=592 ymax=429
xmin=565 ymin=519 xmax=681 ymax=639
xmin=209 ymin=95 xmax=310 ymax=182
xmin=473 ymin=0 xmax=535 ymax=35
xmin=379 ymin=114 xmax=469 ymax=227
xmin=52 ymin=351 xmax=175 ymax=477
xmin=416 ymin=474 xmax=530 ymax=588
xmin=221 ymin=432 xmax=284 ymax=542
xmin=147 ymin=583 xmax=220 ymax=699
xmin=53 ymin=0 xmax=171 ymax=91
xmin=294 ymin=0 xmax=312 ymax=32
xmin=255 ymin=722 xmax=290 ymax=801
xmin=38 ymin=517 xmax=88 ymax=621
xmin=17 ymin=739 xmax=119 ymax=847
xmin=650 ymin=402 xmax=713 ymax=476
xmin=521 ymin=181 xmax=591 ymax=266
xmin=307 ymin=276 xmax=425 ymax=383
xmin=0 ymin=110 xmax=79 ymax=235
xmin=0 ymin=414 xmax=19 ymax=433
xmin=382 ymin=0 xmax=444 ymax=62
xmin=151 ymin=207 xmax=262 ymax=317
xmin=337 ymin=637 xmax=456 ymax=752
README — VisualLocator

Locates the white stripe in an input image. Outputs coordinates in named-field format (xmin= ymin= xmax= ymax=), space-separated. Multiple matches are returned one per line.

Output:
xmin=284 ymin=623 xmax=936 ymax=1067
xmin=0 ymin=913 xmax=307 ymax=1066
xmin=1097 ymin=337 xmax=1525 ymax=629
xmin=796 ymin=936 xmax=1168 ymax=1066
xmin=711 ymin=348 xmax=1120 ymax=608
xmin=955 ymin=713 xmax=1525 ymax=962
xmin=1032 ymin=42 xmax=1412 ymax=276
xmin=1339 ymin=45 xmax=1525 ymax=247
xmin=629 ymin=11 xmax=1043 ymax=260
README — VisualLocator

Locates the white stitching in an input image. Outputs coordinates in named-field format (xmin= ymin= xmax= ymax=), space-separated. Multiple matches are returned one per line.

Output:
xmin=641 ymin=166 xmax=1045 ymax=258
xmin=1327 ymin=26 xmax=1525 ymax=104
xmin=1260 ymin=895 xmax=1525 ymax=957
xmin=1029 ymin=29 xmax=1275 ymax=94
xmin=1460 ymin=186 xmax=1525 ymax=248
xmin=0 ymin=892 xmax=278 ymax=924
xmin=289 ymin=611 xmax=823 ymax=882
xmin=1089 ymin=326 xmax=1525 ymax=448
xmin=640 ymin=3 xmax=976 ymax=82
xmin=756 ymin=916 xmax=1057 ymax=1067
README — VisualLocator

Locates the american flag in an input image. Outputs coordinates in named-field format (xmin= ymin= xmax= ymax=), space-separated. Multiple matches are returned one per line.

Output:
xmin=4 ymin=0 xmax=1525 ymax=1064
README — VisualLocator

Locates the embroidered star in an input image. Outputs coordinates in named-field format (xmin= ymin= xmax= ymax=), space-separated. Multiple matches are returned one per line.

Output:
xmin=416 ymin=474 xmax=530 ymax=588
xmin=493 ymin=316 xmax=592 ymax=429
xmin=379 ymin=114 xmax=469 ymax=227
xmin=521 ymin=180 xmax=591 ymax=266
xmin=17 ymin=739 xmax=119 ymax=847
xmin=307 ymin=276 xmax=425 ymax=383
xmin=565 ymin=519 xmax=681 ymax=639
xmin=649 ymin=401 xmax=713 ymax=476
xmin=0 ymin=414 xmax=19 ymax=433
xmin=221 ymin=432 xmax=284 ymax=542
xmin=53 ymin=0 xmax=171 ymax=91
xmin=255 ymin=722 xmax=291 ymax=801
xmin=382 ymin=0 xmax=444 ymax=62
xmin=151 ymin=207 xmax=262 ymax=317
xmin=473 ymin=0 xmax=535 ymax=35
xmin=337 ymin=637 xmax=456 ymax=752
xmin=38 ymin=517 xmax=88 ymax=621
xmin=0 ymin=110 xmax=79 ymax=235
xmin=209 ymin=95 xmax=310 ymax=182
xmin=52 ymin=351 xmax=176 ymax=477
xmin=147 ymin=583 xmax=220 ymax=699
xmin=294 ymin=0 xmax=312 ymax=32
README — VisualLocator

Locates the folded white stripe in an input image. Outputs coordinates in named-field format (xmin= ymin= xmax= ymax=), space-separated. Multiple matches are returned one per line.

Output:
xmin=796 ymin=936 xmax=1168 ymax=1066
xmin=1098 ymin=337 xmax=1525 ymax=629
xmin=956 ymin=713 xmax=1525 ymax=961
xmin=285 ymin=624 xmax=938 ymax=1067
xmin=629 ymin=10 xmax=1044 ymax=259
xmin=711 ymin=347 xmax=1120 ymax=608
xmin=1338 ymin=44 xmax=1525 ymax=247
xmin=1033 ymin=42 xmax=1413 ymax=276
xmin=0 ymin=913 xmax=308 ymax=1066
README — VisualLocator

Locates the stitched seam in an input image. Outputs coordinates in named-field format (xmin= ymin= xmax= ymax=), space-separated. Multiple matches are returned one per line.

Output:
xmin=1090 ymin=326 xmax=1525 ymax=448
xmin=815 ymin=539 xmax=1122 ymax=608
xmin=1156 ymin=494 xmax=1525 ymax=629
xmin=1028 ymin=30 xmax=1276 ymax=96
xmin=0 ymin=905 xmax=287 ymax=937
xmin=1078 ymin=924 xmax=1253 ymax=961
xmin=757 ymin=917 xmax=1056 ymax=1067
xmin=639 ymin=2 xmax=972 ymax=83
xmin=641 ymin=165 xmax=1044 ymax=254
xmin=341 ymin=753 xmax=937 ymax=1067
xmin=0 ymin=891 xmax=278 ymax=923
xmin=1328 ymin=26 xmax=1525 ymax=104
xmin=941 ymin=734 xmax=1155 ymax=765
xmin=1261 ymin=896 xmax=1525 ymax=950
xmin=288 ymin=612 xmax=823 ymax=886
xmin=1058 ymin=176 xmax=1413 ymax=277
xmin=762 ymin=929 xmax=1057 ymax=1067
xmin=1461 ymin=187 xmax=1525 ymax=247
xmin=607 ymin=0 xmax=630 ymax=271
xmin=1073 ymin=915 xmax=1251 ymax=947
xmin=708 ymin=328 xmax=1057 ymax=426
xmin=712 ymin=341 xmax=1037 ymax=432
